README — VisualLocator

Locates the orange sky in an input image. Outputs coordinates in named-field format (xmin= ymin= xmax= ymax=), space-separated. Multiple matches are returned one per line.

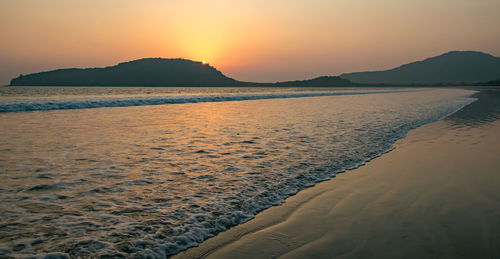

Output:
xmin=1 ymin=0 xmax=499 ymax=85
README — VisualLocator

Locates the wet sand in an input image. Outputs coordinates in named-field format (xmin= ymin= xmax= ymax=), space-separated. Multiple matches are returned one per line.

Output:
xmin=175 ymin=89 xmax=500 ymax=258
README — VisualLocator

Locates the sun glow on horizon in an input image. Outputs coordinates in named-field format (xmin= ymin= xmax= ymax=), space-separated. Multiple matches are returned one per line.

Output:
xmin=0 ymin=0 xmax=499 ymax=84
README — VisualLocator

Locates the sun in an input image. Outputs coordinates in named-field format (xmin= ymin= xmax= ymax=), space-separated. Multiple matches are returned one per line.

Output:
xmin=202 ymin=61 xmax=207 ymax=65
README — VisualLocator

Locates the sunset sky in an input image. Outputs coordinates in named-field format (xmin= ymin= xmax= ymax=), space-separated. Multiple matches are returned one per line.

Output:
xmin=1 ymin=0 xmax=499 ymax=85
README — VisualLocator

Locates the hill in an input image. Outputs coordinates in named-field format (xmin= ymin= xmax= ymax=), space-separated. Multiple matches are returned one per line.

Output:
xmin=340 ymin=51 xmax=500 ymax=85
xmin=10 ymin=58 xmax=239 ymax=86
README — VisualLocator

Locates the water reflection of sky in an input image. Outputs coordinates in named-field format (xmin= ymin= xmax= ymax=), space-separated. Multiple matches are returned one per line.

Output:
xmin=0 ymin=89 xmax=473 ymax=257
xmin=445 ymin=88 xmax=500 ymax=127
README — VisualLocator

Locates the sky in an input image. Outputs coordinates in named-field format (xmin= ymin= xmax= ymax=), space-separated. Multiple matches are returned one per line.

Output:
xmin=1 ymin=0 xmax=499 ymax=85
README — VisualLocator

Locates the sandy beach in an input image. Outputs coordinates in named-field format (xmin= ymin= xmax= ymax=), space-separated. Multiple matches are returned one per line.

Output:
xmin=175 ymin=88 xmax=500 ymax=259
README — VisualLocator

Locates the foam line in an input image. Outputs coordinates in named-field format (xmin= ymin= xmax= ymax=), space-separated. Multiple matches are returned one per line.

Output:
xmin=0 ymin=90 xmax=411 ymax=113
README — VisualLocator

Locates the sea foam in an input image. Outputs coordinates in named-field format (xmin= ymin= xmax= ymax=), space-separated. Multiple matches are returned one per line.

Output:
xmin=0 ymin=90 xmax=409 ymax=112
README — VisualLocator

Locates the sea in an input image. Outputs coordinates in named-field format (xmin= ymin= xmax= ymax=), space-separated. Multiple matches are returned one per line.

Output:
xmin=0 ymin=87 xmax=475 ymax=258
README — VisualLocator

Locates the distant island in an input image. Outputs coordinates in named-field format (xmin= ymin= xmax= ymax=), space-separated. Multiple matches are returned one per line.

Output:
xmin=9 ymin=51 xmax=500 ymax=87
xmin=10 ymin=58 xmax=240 ymax=87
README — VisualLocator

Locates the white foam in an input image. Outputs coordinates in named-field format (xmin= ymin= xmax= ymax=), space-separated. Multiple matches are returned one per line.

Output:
xmin=0 ymin=90 xmax=410 ymax=112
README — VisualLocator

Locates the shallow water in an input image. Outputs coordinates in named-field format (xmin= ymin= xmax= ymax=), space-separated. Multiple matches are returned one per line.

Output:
xmin=0 ymin=87 xmax=474 ymax=257
xmin=0 ymin=87 xmax=405 ymax=112
xmin=0 ymin=86 xmax=382 ymax=99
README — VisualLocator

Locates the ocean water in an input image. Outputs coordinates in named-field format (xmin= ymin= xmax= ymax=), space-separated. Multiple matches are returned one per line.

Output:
xmin=0 ymin=87 xmax=404 ymax=112
xmin=0 ymin=87 xmax=475 ymax=258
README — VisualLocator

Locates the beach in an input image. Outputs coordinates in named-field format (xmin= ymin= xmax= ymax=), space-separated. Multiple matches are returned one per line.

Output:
xmin=2 ymin=0 xmax=499 ymax=257
xmin=175 ymin=88 xmax=500 ymax=258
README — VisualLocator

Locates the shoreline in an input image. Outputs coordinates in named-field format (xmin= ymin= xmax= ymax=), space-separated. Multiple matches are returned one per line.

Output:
xmin=174 ymin=89 xmax=500 ymax=258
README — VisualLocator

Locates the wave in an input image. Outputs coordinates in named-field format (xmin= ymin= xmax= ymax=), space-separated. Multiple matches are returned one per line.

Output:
xmin=0 ymin=90 xmax=410 ymax=113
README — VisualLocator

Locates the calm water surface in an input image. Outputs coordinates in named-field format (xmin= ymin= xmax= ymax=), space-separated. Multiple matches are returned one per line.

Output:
xmin=0 ymin=87 xmax=474 ymax=257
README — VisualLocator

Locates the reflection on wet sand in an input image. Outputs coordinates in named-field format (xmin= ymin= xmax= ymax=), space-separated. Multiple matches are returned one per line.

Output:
xmin=445 ymin=87 xmax=500 ymax=127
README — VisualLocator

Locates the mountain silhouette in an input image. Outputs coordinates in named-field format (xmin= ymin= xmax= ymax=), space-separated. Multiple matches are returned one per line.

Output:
xmin=10 ymin=51 xmax=500 ymax=87
xmin=10 ymin=58 xmax=239 ymax=86
xmin=340 ymin=51 xmax=500 ymax=85
xmin=10 ymin=58 xmax=353 ymax=87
